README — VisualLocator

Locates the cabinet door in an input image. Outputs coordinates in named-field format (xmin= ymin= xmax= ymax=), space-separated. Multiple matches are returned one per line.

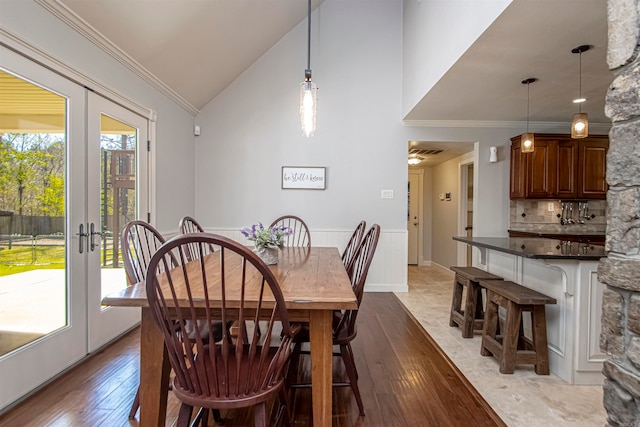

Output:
xmin=527 ymin=139 xmax=556 ymax=198
xmin=510 ymin=140 xmax=526 ymax=198
xmin=579 ymin=139 xmax=608 ymax=199
xmin=556 ymin=140 xmax=578 ymax=199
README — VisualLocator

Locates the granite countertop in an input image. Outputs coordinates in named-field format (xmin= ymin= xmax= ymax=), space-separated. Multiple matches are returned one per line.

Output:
xmin=453 ymin=236 xmax=606 ymax=260
xmin=508 ymin=228 xmax=605 ymax=237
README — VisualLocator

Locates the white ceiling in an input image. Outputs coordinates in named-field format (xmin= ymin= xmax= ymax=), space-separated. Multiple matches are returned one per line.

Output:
xmin=45 ymin=0 xmax=612 ymax=165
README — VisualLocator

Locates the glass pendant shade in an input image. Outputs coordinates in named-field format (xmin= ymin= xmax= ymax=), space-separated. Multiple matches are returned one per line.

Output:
xmin=571 ymin=112 xmax=589 ymax=139
xmin=571 ymin=45 xmax=590 ymax=139
xmin=521 ymin=133 xmax=535 ymax=153
xmin=521 ymin=78 xmax=536 ymax=153
xmin=300 ymin=80 xmax=317 ymax=137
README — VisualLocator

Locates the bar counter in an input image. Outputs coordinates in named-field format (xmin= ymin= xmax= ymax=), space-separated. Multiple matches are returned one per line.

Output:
xmin=453 ymin=235 xmax=607 ymax=385
xmin=452 ymin=236 xmax=606 ymax=260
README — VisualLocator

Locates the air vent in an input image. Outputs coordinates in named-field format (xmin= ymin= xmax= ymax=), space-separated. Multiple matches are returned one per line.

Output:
xmin=409 ymin=148 xmax=444 ymax=156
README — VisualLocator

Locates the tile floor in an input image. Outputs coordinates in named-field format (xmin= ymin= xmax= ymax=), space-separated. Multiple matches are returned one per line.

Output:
xmin=394 ymin=265 xmax=607 ymax=427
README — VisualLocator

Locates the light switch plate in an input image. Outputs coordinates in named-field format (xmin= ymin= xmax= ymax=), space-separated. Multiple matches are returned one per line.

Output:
xmin=381 ymin=189 xmax=394 ymax=199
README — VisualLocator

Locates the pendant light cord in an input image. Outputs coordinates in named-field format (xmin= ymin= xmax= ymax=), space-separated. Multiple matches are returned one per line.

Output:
xmin=526 ymin=81 xmax=530 ymax=132
xmin=578 ymin=51 xmax=582 ymax=114
xmin=305 ymin=0 xmax=312 ymax=78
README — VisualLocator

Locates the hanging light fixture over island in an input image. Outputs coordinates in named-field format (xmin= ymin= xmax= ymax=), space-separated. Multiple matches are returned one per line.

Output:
xmin=521 ymin=78 xmax=536 ymax=153
xmin=571 ymin=45 xmax=590 ymax=139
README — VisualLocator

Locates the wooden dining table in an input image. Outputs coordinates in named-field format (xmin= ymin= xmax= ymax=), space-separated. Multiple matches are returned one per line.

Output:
xmin=102 ymin=245 xmax=357 ymax=427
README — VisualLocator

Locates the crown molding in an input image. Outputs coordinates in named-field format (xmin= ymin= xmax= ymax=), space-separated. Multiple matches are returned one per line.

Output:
xmin=35 ymin=0 xmax=199 ymax=116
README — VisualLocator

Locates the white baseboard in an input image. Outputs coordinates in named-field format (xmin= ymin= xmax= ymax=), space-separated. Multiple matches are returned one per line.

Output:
xmin=430 ymin=262 xmax=454 ymax=275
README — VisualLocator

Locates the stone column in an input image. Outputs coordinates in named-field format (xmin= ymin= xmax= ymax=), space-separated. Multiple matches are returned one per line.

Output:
xmin=599 ymin=1 xmax=640 ymax=426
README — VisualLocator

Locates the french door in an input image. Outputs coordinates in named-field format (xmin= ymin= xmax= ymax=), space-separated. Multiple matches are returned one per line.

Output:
xmin=0 ymin=46 xmax=148 ymax=410
xmin=87 ymin=92 xmax=146 ymax=351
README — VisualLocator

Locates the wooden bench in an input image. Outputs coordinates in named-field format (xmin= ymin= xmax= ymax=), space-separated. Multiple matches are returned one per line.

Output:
xmin=449 ymin=267 xmax=504 ymax=338
xmin=478 ymin=279 xmax=557 ymax=375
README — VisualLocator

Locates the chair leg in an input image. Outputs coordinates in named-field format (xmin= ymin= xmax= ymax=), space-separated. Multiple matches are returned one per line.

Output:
xmin=128 ymin=386 xmax=140 ymax=419
xmin=201 ymin=409 xmax=209 ymax=427
xmin=177 ymin=403 xmax=194 ymax=427
xmin=277 ymin=386 xmax=293 ymax=427
xmin=254 ymin=402 xmax=267 ymax=427
xmin=286 ymin=341 xmax=302 ymax=391
xmin=344 ymin=342 xmax=359 ymax=380
xmin=340 ymin=343 xmax=364 ymax=416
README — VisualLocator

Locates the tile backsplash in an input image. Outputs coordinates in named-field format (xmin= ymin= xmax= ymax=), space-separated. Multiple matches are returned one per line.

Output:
xmin=509 ymin=199 xmax=606 ymax=233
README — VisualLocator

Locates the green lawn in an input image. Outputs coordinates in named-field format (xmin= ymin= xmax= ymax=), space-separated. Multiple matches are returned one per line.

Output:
xmin=0 ymin=246 xmax=65 ymax=277
xmin=0 ymin=245 xmax=121 ymax=276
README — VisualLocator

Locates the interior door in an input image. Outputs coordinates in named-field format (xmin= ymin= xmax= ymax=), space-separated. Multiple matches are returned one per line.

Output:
xmin=87 ymin=92 xmax=146 ymax=352
xmin=407 ymin=173 xmax=420 ymax=265
xmin=0 ymin=47 xmax=87 ymax=410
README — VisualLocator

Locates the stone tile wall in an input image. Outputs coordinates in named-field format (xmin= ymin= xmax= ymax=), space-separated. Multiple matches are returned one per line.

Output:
xmin=599 ymin=1 xmax=640 ymax=425
xmin=510 ymin=199 xmax=606 ymax=233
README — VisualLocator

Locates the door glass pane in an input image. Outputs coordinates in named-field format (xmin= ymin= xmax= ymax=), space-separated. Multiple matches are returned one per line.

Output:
xmin=99 ymin=114 xmax=136 ymax=299
xmin=0 ymin=70 xmax=67 ymax=357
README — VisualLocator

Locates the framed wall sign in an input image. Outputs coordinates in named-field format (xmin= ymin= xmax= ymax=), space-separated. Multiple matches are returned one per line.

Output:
xmin=281 ymin=166 xmax=326 ymax=190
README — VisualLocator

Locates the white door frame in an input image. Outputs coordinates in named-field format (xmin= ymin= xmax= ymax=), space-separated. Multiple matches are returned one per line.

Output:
xmin=0 ymin=45 xmax=88 ymax=411
xmin=457 ymin=151 xmax=475 ymax=266
xmin=0 ymin=33 xmax=157 ymax=409
xmin=408 ymin=169 xmax=424 ymax=265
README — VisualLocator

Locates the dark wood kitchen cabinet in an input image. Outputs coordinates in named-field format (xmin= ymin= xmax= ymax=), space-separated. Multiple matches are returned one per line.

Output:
xmin=578 ymin=138 xmax=609 ymax=199
xmin=510 ymin=134 xmax=607 ymax=199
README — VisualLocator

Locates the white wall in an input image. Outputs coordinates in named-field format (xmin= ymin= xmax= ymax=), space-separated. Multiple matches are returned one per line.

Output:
xmin=0 ymin=0 xmax=196 ymax=233
xmin=401 ymin=0 xmax=512 ymax=118
xmin=195 ymin=0 xmax=408 ymax=290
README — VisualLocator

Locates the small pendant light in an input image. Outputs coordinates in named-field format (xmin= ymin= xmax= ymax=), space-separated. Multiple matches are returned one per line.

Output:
xmin=521 ymin=78 xmax=536 ymax=153
xmin=571 ymin=45 xmax=589 ymax=139
xmin=300 ymin=0 xmax=317 ymax=137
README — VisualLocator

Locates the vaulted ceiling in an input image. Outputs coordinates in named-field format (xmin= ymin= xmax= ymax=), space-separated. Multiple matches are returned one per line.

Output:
xmin=23 ymin=0 xmax=611 ymax=169
xmin=42 ymin=0 xmax=611 ymax=129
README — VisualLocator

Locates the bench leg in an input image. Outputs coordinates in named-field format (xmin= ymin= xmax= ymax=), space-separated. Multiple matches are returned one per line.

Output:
xmin=449 ymin=276 xmax=464 ymax=327
xmin=462 ymin=282 xmax=479 ymax=338
xmin=532 ymin=305 xmax=550 ymax=375
xmin=499 ymin=300 xmax=522 ymax=374
xmin=481 ymin=291 xmax=499 ymax=357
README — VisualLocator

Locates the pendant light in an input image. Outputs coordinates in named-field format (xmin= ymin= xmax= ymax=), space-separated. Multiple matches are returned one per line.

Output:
xmin=521 ymin=78 xmax=536 ymax=153
xmin=300 ymin=0 xmax=317 ymax=137
xmin=571 ymin=45 xmax=589 ymax=139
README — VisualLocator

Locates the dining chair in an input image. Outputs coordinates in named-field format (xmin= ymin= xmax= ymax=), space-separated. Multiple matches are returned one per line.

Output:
xmin=178 ymin=215 xmax=215 ymax=261
xmin=269 ymin=215 xmax=310 ymax=248
xmin=288 ymin=224 xmax=380 ymax=416
xmin=341 ymin=220 xmax=366 ymax=272
xmin=121 ymin=220 xmax=223 ymax=421
xmin=120 ymin=220 xmax=166 ymax=419
xmin=145 ymin=233 xmax=301 ymax=427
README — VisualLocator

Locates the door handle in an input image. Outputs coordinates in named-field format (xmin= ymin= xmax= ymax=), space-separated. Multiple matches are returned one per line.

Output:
xmin=76 ymin=223 xmax=88 ymax=254
xmin=90 ymin=222 xmax=104 ymax=251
